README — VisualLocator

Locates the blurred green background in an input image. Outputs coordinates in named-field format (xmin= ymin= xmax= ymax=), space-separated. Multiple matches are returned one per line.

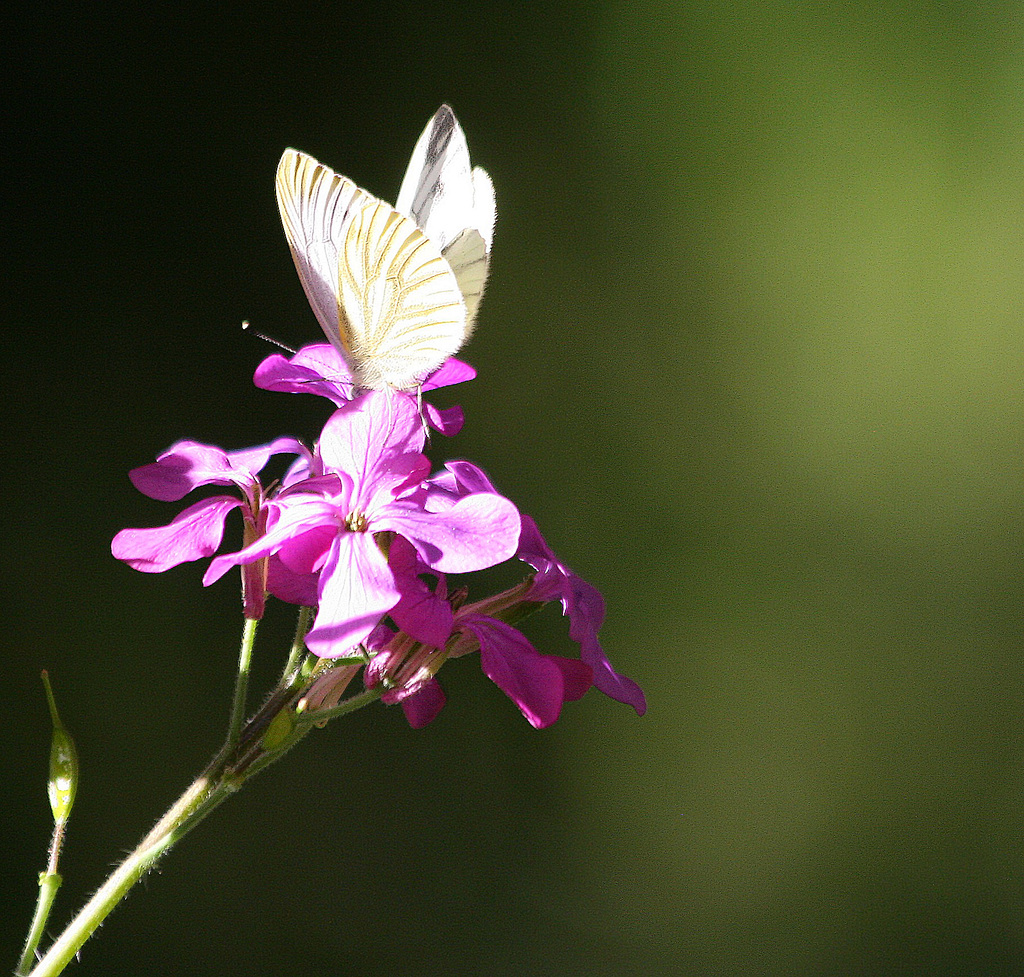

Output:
xmin=6 ymin=2 xmax=1024 ymax=974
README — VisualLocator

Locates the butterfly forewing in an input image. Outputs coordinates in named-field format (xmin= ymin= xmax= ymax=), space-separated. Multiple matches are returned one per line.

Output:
xmin=396 ymin=105 xmax=495 ymax=329
xmin=275 ymin=148 xmax=372 ymax=352
xmin=396 ymin=105 xmax=471 ymax=252
xmin=339 ymin=198 xmax=467 ymax=391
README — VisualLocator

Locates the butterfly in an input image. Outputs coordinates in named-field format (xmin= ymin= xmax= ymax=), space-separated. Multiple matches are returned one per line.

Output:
xmin=275 ymin=105 xmax=495 ymax=392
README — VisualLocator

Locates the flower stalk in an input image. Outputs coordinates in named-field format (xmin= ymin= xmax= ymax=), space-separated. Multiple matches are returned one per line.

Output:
xmin=226 ymin=616 xmax=258 ymax=747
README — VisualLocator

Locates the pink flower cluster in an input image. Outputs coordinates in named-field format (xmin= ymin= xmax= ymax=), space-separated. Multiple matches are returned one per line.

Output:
xmin=112 ymin=346 xmax=645 ymax=728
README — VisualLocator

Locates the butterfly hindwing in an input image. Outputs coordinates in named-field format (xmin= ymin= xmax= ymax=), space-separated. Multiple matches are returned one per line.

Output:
xmin=339 ymin=197 xmax=467 ymax=391
xmin=396 ymin=105 xmax=495 ymax=329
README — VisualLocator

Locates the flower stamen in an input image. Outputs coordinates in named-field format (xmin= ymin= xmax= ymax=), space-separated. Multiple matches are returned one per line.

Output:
xmin=345 ymin=510 xmax=369 ymax=532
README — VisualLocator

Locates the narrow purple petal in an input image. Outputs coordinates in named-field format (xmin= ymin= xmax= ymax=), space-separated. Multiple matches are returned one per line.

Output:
xmin=227 ymin=437 xmax=310 ymax=479
xmin=129 ymin=443 xmax=239 ymax=501
xmin=563 ymin=576 xmax=646 ymax=715
xmin=518 ymin=514 xmax=646 ymax=715
xmin=580 ymin=636 xmax=648 ymax=715
xmin=129 ymin=437 xmax=305 ymax=502
xmin=432 ymin=460 xmax=502 ymax=497
xmin=112 ymin=496 xmax=240 ymax=572
xmin=253 ymin=344 xmax=355 ymax=406
xmin=419 ymin=359 xmax=475 ymax=436
xmin=516 ymin=514 xmax=560 ymax=585
xmin=424 ymin=402 xmax=465 ymax=437
xmin=422 ymin=357 xmax=475 ymax=390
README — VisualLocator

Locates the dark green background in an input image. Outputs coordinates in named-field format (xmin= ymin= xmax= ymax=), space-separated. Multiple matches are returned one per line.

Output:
xmin=7 ymin=3 xmax=1024 ymax=974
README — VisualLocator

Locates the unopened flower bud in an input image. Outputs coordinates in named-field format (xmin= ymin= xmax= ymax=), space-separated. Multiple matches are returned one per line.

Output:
xmin=261 ymin=708 xmax=294 ymax=751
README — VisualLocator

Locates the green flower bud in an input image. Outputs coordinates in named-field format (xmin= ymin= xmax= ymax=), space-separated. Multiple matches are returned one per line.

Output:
xmin=261 ymin=708 xmax=294 ymax=751
xmin=42 ymin=671 xmax=78 ymax=824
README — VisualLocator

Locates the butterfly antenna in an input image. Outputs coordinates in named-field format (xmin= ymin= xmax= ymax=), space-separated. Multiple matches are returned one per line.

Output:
xmin=241 ymin=321 xmax=297 ymax=355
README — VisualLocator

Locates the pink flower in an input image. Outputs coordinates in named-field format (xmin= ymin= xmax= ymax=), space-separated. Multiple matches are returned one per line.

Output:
xmin=424 ymin=464 xmax=645 ymax=713
xmin=111 ymin=437 xmax=311 ymax=617
xmin=369 ymin=609 xmax=592 ymax=730
xmin=365 ymin=537 xmax=593 ymax=730
xmin=206 ymin=391 xmax=521 ymax=655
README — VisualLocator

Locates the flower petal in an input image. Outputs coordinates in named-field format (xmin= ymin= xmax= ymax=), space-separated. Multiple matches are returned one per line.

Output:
xmin=398 ymin=679 xmax=447 ymax=728
xmin=422 ymin=357 xmax=475 ymax=390
xmin=317 ymin=393 xmax=425 ymax=496
xmin=518 ymin=514 xmax=647 ymax=715
xmin=253 ymin=344 xmax=355 ymax=406
xmin=129 ymin=437 xmax=306 ymax=502
xmin=305 ymin=532 xmax=401 ymax=657
xmin=385 ymin=493 xmax=520 ymax=574
xmin=266 ymin=554 xmax=319 ymax=606
xmin=464 ymin=617 xmax=566 ymax=729
xmin=425 ymin=403 xmax=465 ymax=437
xmin=388 ymin=536 xmax=453 ymax=647
xmin=112 ymin=496 xmax=240 ymax=572
xmin=203 ymin=496 xmax=339 ymax=585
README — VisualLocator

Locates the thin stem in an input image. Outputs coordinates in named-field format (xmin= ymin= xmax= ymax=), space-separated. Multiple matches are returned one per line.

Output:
xmin=226 ymin=617 xmax=258 ymax=746
xmin=46 ymin=818 xmax=67 ymax=877
xmin=16 ymin=854 xmax=62 ymax=976
xmin=279 ymin=605 xmax=313 ymax=684
xmin=295 ymin=685 xmax=383 ymax=726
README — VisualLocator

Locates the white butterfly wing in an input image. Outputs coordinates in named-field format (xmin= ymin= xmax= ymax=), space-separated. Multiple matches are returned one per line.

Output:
xmin=339 ymin=197 xmax=468 ymax=391
xmin=275 ymin=148 xmax=372 ymax=354
xmin=395 ymin=105 xmax=495 ymax=328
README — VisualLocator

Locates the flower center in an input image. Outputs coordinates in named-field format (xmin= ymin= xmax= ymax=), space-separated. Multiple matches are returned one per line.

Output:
xmin=345 ymin=510 xmax=369 ymax=533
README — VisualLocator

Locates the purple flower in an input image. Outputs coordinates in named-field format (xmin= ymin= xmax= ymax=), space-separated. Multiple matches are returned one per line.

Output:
xmin=424 ymin=464 xmax=645 ymax=713
xmin=206 ymin=391 xmax=521 ymax=656
xmin=362 ymin=482 xmax=646 ymax=724
xmin=111 ymin=437 xmax=311 ymax=618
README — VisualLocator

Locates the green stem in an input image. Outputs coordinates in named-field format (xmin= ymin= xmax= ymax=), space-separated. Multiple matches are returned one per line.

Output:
xmin=226 ymin=617 xmax=259 ymax=746
xmin=233 ymin=685 xmax=384 ymax=783
xmin=16 ymin=860 xmax=62 ymax=976
xmin=279 ymin=605 xmax=313 ymax=685
xmin=295 ymin=685 xmax=383 ymax=726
